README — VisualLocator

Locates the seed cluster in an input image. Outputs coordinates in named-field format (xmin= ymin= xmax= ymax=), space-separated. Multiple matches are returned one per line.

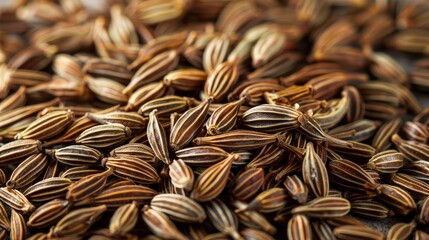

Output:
xmin=0 ymin=0 xmax=429 ymax=239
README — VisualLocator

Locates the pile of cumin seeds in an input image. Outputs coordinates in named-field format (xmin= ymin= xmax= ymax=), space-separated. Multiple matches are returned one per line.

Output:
xmin=0 ymin=0 xmax=429 ymax=239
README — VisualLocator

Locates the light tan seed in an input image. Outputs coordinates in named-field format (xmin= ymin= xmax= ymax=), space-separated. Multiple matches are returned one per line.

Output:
xmin=75 ymin=123 xmax=132 ymax=149
xmin=109 ymin=201 xmax=139 ymax=236
xmin=147 ymin=110 xmax=171 ymax=165
xmin=191 ymin=154 xmax=238 ymax=202
xmin=102 ymin=156 xmax=160 ymax=185
xmin=0 ymin=187 xmax=34 ymax=214
xmin=169 ymin=159 xmax=194 ymax=191
xmin=27 ymin=199 xmax=70 ymax=228
xmin=287 ymin=214 xmax=312 ymax=240
xmin=151 ymin=193 xmax=206 ymax=223
xmin=141 ymin=205 xmax=188 ymax=240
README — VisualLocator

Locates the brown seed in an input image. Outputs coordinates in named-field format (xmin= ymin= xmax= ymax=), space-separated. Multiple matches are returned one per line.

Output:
xmin=109 ymin=201 xmax=139 ymax=236
xmin=284 ymin=175 xmax=308 ymax=204
xmin=392 ymin=134 xmax=429 ymax=162
xmin=367 ymin=150 xmax=404 ymax=173
xmin=124 ymin=50 xmax=179 ymax=95
xmin=86 ymin=76 xmax=128 ymax=104
xmin=163 ymin=68 xmax=207 ymax=91
xmin=329 ymin=159 xmax=377 ymax=195
xmin=372 ymin=117 xmax=402 ymax=152
xmin=0 ymin=139 xmax=42 ymax=166
xmin=232 ymin=168 xmax=264 ymax=201
xmin=387 ymin=221 xmax=416 ymax=240
xmin=203 ymin=34 xmax=231 ymax=72
xmin=110 ymin=143 xmax=157 ymax=165
xmin=0 ymin=187 xmax=34 ymax=214
xmin=48 ymin=145 xmax=102 ymax=166
xmin=350 ymin=200 xmax=393 ymax=219
xmin=10 ymin=209 xmax=26 ymax=240
xmin=0 ymin=85 xmax=26 ymax=113
xmin=75 ymin=123 xmax=132 ymax=149
xmin=125 ymin=81 xmax=167 ymax=111
xmin=191 ymin=154 xmax=239 ymax=202
xmin=23 ymin=177 xmax=72 ymax=203
xmin=60 ymin=166 xmax=104 ymax=182
xmin=302 ymin=142 xmax=329 ymax=198
xmin=0 ymin=201 xmax=10 ymax=231
xmin=7 ymin=152 xmax=49 ymax=189
xmin=92 ymin=185 xmax=157 ymax=208
xmin=151 ymin=193 xmax=206 ymax=223
xmin=233 ymin=200 xmax=277 ymax=235
xmin=236 ymin=187 xmax=288 ymax=213
xmin=27 ymin=199 xmax=71 ymax=228
xmin=102 ymin=156 xmax=160 ymax=185
xmin=193 ymin=130 xmax=278 ymax=151
xmin=170 ymin=97 xmax=211 ymax=150
xmin=147 ymin=110 xmax=171 ymax=165
xmin=66 ymin=168 xmax=113 ymax=202
xmin=292 ymin=197 xmax=351 ymax=218
xmin=334 ymin=225 xmax=384 ymax=240
xmin=403 ymin=121 xmax=428 ymax=143
xmin=169 ymin=159 xmax=194 ymax=191
xmin=204 ymin=60 xmax=239 ymax=102
xmin=86 ymin=111 xmax=147 ymax=133
xmin=242 ymin=104 xmax=302 ymax=133
xmin=50 ymin=205 xmax=106 ymax=238
xmin=390 ymin=173 xmax=429 ymax=200
xmin=287 ymin=214 xmax=312 ymax=240
xmin=376 ymin=184 xmax=416 ymax=215
xmin=206 ymin=199 xmax=243 ymax=240
xmin=141 ymin=205 xmax=188 ymax=240
xmin=417 ymin=196 xmax=429 ymax=225
xmin=138 ymin=95 xmax=191 ymax=117
xmin=312 ymin=221 xmax=335 ymax=240
xmin=401 ymin=160 xmax=429 ymax=183
xmin=175 ymin=146 xmax=230 ymax=166
xmin=206 ymin=98 xmax=246 ymax=135
xmin=246 ymin=143 xmax=285 ymax=169
xmin=240 ymin=228 xmax=274 ymax=240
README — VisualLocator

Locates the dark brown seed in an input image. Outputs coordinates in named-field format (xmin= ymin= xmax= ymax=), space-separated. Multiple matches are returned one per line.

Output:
xmin=10 ymin=209 xmax=26 ymax=240
xmin=205 ymin=199 xmax=243 ymax=240
xmin=287 ymin=214 xmax=312 ymax=240
xmin=387 ymin=221 xmax=416 ymax=240
xmin=0 ymin=139 xmax=42 ymax=166
xmin=141 ymin=205 xmax=188 ymax=240
xmin=110 ymin=143 xmax=157 ymax=165
xmin=334 ymin=225 xmax=384 ymax=240
xmin=66 ymin=168 xmax=112 ymax=202
xmin=232 ymin=168 xmax=264 ymax=201
xmin=175 ymin=146 xmax=230 ymax=166
xmin=92 ymin=185 xmax=157 ymax=208
xmin=367 ymin=150 xmax=404 ymax=174
xmin=206 ymin=98 xmax=245 ymax=135
xmin=150 ymin=193 xmax=206 ymax=223
xmin=0 ymin=187 xmax=34 ymax=214
xmin=102 ymin=156 xmax=160 ymax=185
xmin=23 ymin=177 xmax=72 ymax=203
xmin=75 ymin=123 xmax=132 ymax=149
xmin=48 ymin=145 xmax=102 ymax=166
xmin=147 ymin=110 xmax=171 ymax=165
xmin=390 ymin=173 xmax=429 ymax=200
xmin=302 ymin=142 xmax=329 ymax=198
xmin=7 ymin=152 xmax=49 ymax=189
xmin=236 ymin=187 xmax=288 ymax=213
xmin=284 ymin=175 xmax=308 ymax=204
xmin=376 ymin=184 xmax=416 ymax=215
xmin=372 ymin=117 xmax=402 ymax=152
xmin=109 ymin=201 xmax=139 ymax=236
xmin=350 ymin=200 xmax=393 ymax=219
xmin=392 ymin=134 xmax=429 ymax=162
xmin=27 ymin=199 xmax=71 ymax=228
xmin=292 ymin=197 xmax=351 ymax=218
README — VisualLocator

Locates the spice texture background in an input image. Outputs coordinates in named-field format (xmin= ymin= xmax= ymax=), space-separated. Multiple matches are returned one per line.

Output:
xmin=0 ymin=0 xmax=429 ymax=239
